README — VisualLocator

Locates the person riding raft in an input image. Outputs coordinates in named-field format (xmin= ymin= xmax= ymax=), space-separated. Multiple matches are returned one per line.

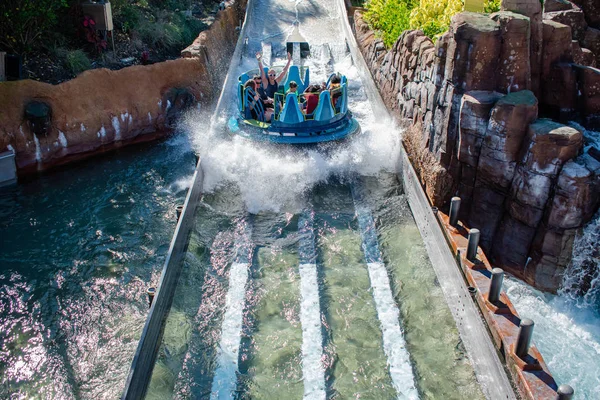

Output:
xmin=256 ymin=51 xmax=292 ymax=105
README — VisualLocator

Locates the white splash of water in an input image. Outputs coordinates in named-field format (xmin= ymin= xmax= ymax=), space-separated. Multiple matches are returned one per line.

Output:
xmin=186 ymin=55 xmax=401 ymax=214
xmin=505 ymin=277 xmax=600 ymax=399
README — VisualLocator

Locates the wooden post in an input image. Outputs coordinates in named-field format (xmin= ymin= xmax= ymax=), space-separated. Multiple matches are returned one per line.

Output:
xmin=0 ymin=52 xmax=6 ymax=82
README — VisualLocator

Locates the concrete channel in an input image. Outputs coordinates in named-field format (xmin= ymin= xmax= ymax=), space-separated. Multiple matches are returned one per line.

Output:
xmin=122 ymin=0 xmax=517 ymax=398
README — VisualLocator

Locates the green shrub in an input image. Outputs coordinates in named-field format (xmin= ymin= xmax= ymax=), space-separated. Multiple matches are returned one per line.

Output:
xmin=364 ymin=0 xmax=413 ymax=48
xmin=118 ymin=4 xmax=143 ymax=33
xmin=0 ymin=0 xmax=69 ymax=53
xmin=409 ymin=0 xmax=463 ymax=40
xmin=484 ymin=0 xmax=501 ymax=13
xmin=63 ymin=49 xmax=92 ymax=75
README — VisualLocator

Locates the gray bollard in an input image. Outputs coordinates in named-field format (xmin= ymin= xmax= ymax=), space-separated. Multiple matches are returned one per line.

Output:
xmin=147 ymin=287 xmax=156 ymax=308
xmin=488 ymin=268 xmax=504 ymax=304
xmin=176 ymin=205 xmax=184 ymax=220
xmin=449 ymin=197 xmax=461 ymax=227
xmin=557 ymin=384 xmax=574 ymax=400
xmin=466 ymin=228 xmax=480 ymax=261
xmin=516 ymin=318 xmax=534 ymax=359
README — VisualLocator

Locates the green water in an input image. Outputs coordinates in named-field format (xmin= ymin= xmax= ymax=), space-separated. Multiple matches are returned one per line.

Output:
xmin=149 ymin=176 xmax=484 ymax=399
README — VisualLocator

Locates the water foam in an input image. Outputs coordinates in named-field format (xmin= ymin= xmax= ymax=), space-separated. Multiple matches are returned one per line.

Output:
xmin=505 ymin=277 xmax=600 ymax=399
xmin=298 ymin=212 xmax=326 ymax=399
xmin=185 ymin=57 xmax=401 ymax=214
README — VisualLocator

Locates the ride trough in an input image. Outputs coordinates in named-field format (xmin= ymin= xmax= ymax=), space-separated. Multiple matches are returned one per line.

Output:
xmin=228 ymin=64 xmax=361 ymax=144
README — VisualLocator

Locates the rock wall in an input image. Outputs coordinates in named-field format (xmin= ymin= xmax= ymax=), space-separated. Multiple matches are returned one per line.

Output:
xmin=0 ymin=0 xmax=247 ymax=175
xmin=354 ymin=4 xmax=600 ymax=292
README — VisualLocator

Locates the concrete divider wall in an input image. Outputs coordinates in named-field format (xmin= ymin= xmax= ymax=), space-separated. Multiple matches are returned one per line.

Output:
xmin=0 ymin=0 xmax=247 ymax=175
xmin=353 ymin=5 xmax=600 ymax=292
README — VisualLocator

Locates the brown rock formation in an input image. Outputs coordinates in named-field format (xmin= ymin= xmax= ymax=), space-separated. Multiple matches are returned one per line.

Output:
xmin=492 ymin=120 xmax=582 ymax=269
xmin=492 ymin=12 xmax=532 ymax=92
xmin=571 ymin=0 xmax=600 ymax=28
xmin=544 ymin=8 xmax=588 ymax=41
xmin=541 ymin=20 xmax=577 ymax=115
xmin=572 ymin=40 xmax=596 ymax=67
xmin=353 ymin=8 xmax=600 ymax=291
xmin=582 ymin=27 xmax=600 ymax=66
xmin=502 ymin=0 xmax=543 ymax=96
xmin=528 ymin=156 xmax=600 ymax=290
xmin=470 ymin=91 xmax=538 ymax=249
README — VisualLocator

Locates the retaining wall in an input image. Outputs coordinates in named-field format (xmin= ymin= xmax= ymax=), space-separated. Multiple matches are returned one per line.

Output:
xmin=0 ymin=0 xmax=247 ymax=176
xmin=353 ymin=2 xmax=600 ymax=292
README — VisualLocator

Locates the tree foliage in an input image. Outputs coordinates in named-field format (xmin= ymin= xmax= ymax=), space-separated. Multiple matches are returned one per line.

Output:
xmin=0 ymin=0 xmax=69 ymax=53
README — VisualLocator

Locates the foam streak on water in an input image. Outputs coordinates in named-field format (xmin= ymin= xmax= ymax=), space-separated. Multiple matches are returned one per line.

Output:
xmin=210 ymin=219 xmax=253 ymax=399
xmin=352 ymin=184 xmax=419 ymax=399
xmin=297 ymin=212 xmax=326 ymax=399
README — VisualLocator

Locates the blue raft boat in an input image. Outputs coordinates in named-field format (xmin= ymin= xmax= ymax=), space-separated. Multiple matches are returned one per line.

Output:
xmin=228 ymin=65 xmax=360 ymax=144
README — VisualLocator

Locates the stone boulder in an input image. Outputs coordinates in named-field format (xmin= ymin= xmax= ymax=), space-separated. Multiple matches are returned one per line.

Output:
xmin=544 ymin=0 xmax=574 ymax=12
xmin=527 ymin=158 xmax=600 ymax=290
xmin=492 ymin=120 xmax=582 ymax=269
xmin=501 ymin=0 xmax=543 ymax=96
xmin=446 ymin=12 xmax=501 ymax=93
xmin=469 ymin=91 xmax=538 ymax=249
xmin=572 ymin=40 xmax=597 ymax=67
xmin=571 ymin=0 xmax=600 ymax=28
xmin=541 ymin=21 xmax=577 ymax=113
xmin=492 ymin=12 xmax=532 ymax=92
xmin=544 ymin=9 xmax=588 ymax=41
xmin=457 ymin=91 xmax=503 ymax=168
xmin=582 ymin=28 xmax=600 ymax=67
xmin=575 ymin=66 xmax=600 ymax=126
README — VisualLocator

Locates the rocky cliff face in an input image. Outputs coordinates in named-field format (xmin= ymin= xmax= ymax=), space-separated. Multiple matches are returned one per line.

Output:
xmin=0 ymin=0 xmax=247 ymax=174
xmin=354 ymin=2 xmax=600 ymax=292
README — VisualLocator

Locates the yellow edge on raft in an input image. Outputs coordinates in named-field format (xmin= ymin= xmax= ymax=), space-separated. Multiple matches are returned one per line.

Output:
xmin=241 ymin=119 xmax=270 ymax=129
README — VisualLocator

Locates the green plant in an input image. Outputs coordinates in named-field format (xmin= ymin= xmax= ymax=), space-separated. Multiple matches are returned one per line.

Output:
xmin=63 ymin=49 xmax=92 ymax=75
xmin=119 ymin=4 xmax=142 ymax=33
xmin=484 ymin=0 xmax=501 ymax=13
xmin=0 ymin=0 xmax=69 ymax=53
xmin=364 ymin=0 xmax=413 ymax=48
xmin=409 ymin=0 xmax=463 ymax=40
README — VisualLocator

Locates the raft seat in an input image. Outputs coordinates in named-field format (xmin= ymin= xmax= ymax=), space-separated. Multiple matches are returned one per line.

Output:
xmin=283 ymin=65 xmax=307 ymax=93
xmin=313 ymin=91 xmax=335 ymax=122
xmin=279 ymin=93 xmax=304 ymax=124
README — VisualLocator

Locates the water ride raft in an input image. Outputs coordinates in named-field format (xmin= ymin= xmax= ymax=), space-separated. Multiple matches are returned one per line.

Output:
xmin=228 ymin=66 xmax=360 ymax=144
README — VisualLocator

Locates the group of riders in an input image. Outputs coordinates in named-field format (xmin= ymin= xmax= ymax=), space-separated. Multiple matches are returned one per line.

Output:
xmin=244 ymin=52 xmax=342 ymax=122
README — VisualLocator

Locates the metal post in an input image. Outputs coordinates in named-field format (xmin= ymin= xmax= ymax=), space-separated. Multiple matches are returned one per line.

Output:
xmin=488 ymin=268 xmax=504 ymax=304
xmin=466 ymin=228 xmax=480 ymax=261
xmin=449 ymin=197 xmax=461 ymax=227
xmin=147 ymin=287 xmax=156 ymax=307
xmin=176 ymin=205 xmax=184 ymax=220
xmin=557 ymin=384 xmax=574 ymax=400
xmin=516 ymin=318 xmax=534 ymax=359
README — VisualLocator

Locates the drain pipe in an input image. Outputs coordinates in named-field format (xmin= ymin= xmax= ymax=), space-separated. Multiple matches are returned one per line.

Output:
xmin=449 ymin=197 xmax=461 ymax=227
xmin=176 ymin=205 xmax=184 ymax=220
xmin=515 ymin=318 xmax=534 ymax=359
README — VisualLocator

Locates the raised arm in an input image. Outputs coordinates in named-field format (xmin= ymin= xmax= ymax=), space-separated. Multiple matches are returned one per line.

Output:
xmin=275 ymin=52 xmax=292 ymax=84
xmin=256 ymin=52 xmax=268 ymax=89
